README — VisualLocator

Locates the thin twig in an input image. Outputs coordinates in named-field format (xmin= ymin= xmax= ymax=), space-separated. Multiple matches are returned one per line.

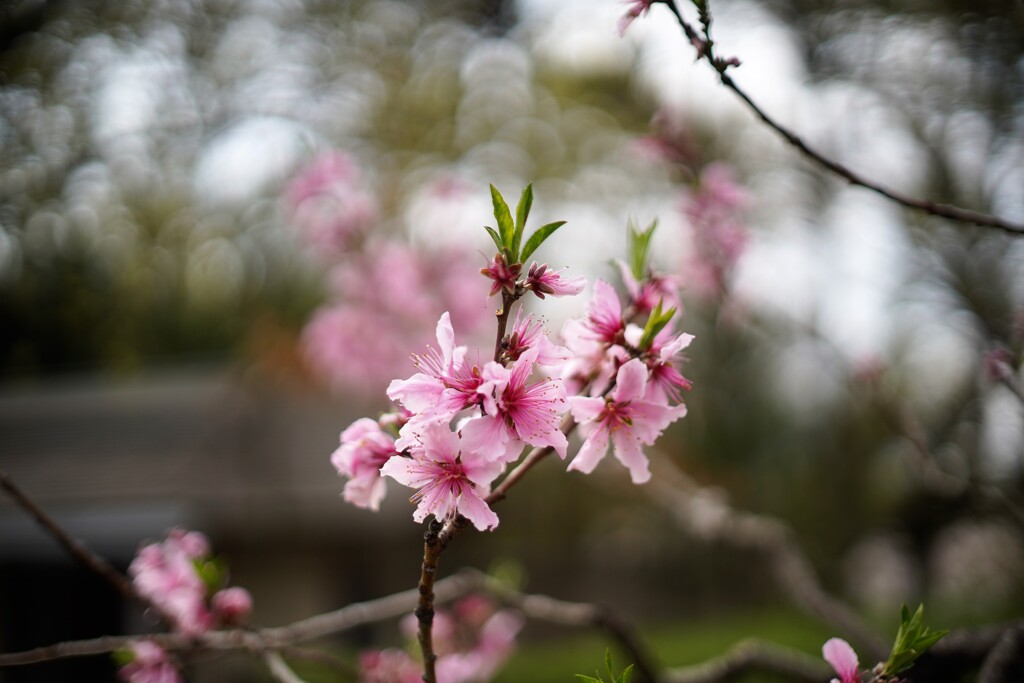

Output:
xmin=662 ymin=639 xmax=827 ymax=683
xmin=264 ymin=651 xmax=310 ymax=683
xmin=0 ymin=469 xmax=136 ymax=602
xmin=661 ymin=0 xmax=1024 ymax=236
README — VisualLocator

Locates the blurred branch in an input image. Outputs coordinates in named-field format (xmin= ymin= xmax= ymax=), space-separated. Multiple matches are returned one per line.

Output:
xmin=661 ymin=0 xmax=1024 ymax=236
xmin=0 ymin=567 xmax=660 ymax=681
xmin=662 ymin=639 xmax=827 ymax=683
xmin=264 ymin=652 xmax=310 ymax=683
xmin=647 ymin=458 xmax=890 ymax=661
xmin=0 ymin=469 xmax=137 ymax=603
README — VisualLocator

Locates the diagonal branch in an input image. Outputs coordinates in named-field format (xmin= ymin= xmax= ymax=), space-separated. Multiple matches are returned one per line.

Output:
xmin=0 ymin=469 xmax=136 ymax=602
xmin=661 ymin=0 xmax=1024 ymax=236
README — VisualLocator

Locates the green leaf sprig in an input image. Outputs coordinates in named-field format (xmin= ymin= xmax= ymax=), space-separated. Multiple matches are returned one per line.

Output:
xmin=880 ymin=604 xmax=948 ymax=677
xmin=575 ymin=649 xmax=633 ymax=683
xmin=485 ymin=184 xmax=566 ymax=265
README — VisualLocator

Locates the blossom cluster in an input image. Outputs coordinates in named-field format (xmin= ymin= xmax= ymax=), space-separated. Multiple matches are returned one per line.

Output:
xmin=120 ymin=529 xmax=253 ymax=683
xmin=359 ymin=595 xmax=523 ymax=683
xmin=331 ymin=186 xmax=694 ymax=530
xmin=289 ymin=152 xmax=492 ymax=393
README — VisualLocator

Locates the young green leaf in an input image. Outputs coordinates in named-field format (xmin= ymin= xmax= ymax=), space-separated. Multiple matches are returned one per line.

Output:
xmin=490 ymin=185 xmax=515 ymax=255
xmin=618 ymin=664 xmax=634 ymax=683
xmin=520 ymin=220 xmax=567 ymax=264
xmin=484 ymin=225 xmax=504 ymax=252
xmin=638 ymin=301 xmax=677 ymax=351
xmin=881 ymin=604 xmax=948 ymax=677
xmin=628 ymin=220 xmax=658 ymax=281
xmin=575 ymin=676 xmax=602 ymax=683
xmin=513 ymin=183 xmax=534 ymax=257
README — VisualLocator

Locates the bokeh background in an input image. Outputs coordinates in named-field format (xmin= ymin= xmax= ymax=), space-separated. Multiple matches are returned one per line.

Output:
xmin=2 ymin=0 xmax=1023 ymax=681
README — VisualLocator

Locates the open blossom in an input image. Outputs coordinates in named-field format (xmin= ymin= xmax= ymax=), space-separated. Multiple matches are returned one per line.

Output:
xmin=618 ymin=0 xmax=655 ymax=35
xmin=462 ymin=347 xmax=569 ymax=463
xmin=331 ymin=418 xmax=400 ymax=511
xmin=822 ymin=638 xmax=860 ymax=683
xmin=380 ymin=422 xmax=503 ymax=531
xmin=569 ymin=358 xmax=688 ymax=484
xmin=388 ymin=313 xmax=486 ymax=450
xmin=118 ymin=641 xmax=181 ymax=683
xmin=504 ymin=309 xmax=571 ymax=368
xmin=129 ymin=529 xmax=214 ymax=635
xmin=129 ymin=529 xmax=252 ymax=636
xmin=523 ymin=262 xmax=586 ymax=299
xmin=625 ymin=324 xmax=694 ymax=403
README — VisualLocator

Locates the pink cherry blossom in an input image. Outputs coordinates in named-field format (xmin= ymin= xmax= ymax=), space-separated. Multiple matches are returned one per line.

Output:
xmin=618 ymin=0 xmax=655 ymax=35
xmin=380 ymin=422 xmax=503 ymax=531
xmin=624 ymin=324 xmax=694 ymax=403
xmin=481 ymin=253 xmax=522 ymax=297
xmin=211 ymin=587 xmax=253 ymax=624
xmin=615 ymin=260 xmax=682 ymax=316
xmin=285 ymin=152 xmax=379 ymax=256
xmin=568 ymin=358 xmax=687 ymax=483
xmin=388 ymin=313 xmax=487 ymax=450
xmin=682 ymin=163 xmax=749 ymax=300
xmin=462 ymin=347 xmax=569 ymax=462
xmin=524 ymin=262 xmax=586 ymax=299
xmin=581 ymin=279 xmax=626 ymax=344
xmin=358 ymin=649 xmax=422 ymax=683
xmin=331 ymin=418 xmax=400 ymax=511
xmin=129 ymin=531 xmax=213 ymax=636
xmin=118 ymin=641 xmax=182 ymax=683
xmin=504 ymin=309 xmax=571 ymax=368
xmin=822 ymin=638 xmax=860 ymax=683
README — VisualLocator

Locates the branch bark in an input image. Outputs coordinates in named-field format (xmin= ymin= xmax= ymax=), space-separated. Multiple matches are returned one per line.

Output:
xmin=663 ymin=639 xmax=827 ymax=683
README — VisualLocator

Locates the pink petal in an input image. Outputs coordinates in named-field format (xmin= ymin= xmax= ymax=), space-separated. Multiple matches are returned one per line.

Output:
xmin=822 ymin=638 xmax=859 ymax=683
xmin=569 ymin=395 xmax=607 ymax=423
xmin=567 ymin=428 xmax=610 ymax=475
xmin=612 ymin=358 xmax=649 ymax=403
xmin=457 ymin=490 xmax=500 ymax=531
xmin=610 ymin=430 xmax=652 ymax=484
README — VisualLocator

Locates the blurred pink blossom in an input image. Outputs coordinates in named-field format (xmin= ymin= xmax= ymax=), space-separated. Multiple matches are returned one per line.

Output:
xmin=211 ymin=586 xmax=253 ymax=624
xmin=822 ymin=638 xmax=860 ymax=683
xmin=285 ymin=152 xmax=379 ymax=257
xmin=129 ymin=529 xmax=213 ymax=635
xmin=358 ymin=649 xmax=421 ymax=683
xmin=618 ymin=0 xmax=655 ymax=35
xmin=117 ymin=641 xmax=181 ymax=683
xmin=302 ymin=241 xmax=491 ymax=394
xmin=682 ymin=163 xmax=750 ymax=300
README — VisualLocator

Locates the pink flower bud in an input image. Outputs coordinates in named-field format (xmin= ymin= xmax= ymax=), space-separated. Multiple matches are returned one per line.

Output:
xmin=212 ymin=587 xmax=253 ymax=624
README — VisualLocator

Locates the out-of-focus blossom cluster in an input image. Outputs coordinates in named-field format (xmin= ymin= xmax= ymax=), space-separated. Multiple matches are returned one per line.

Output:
xmin=331 ymin=185 xmax=693 ymax=528
xmin=358 ymin=595 xmax=524 ymax=683
xmin=129 ymin=528 xmax=253 ymax=635
xmin=123 ymin=529 xmax=252 ymax=682
xmin=287 ymin=152 xmax=492 ymax=394
xmin=117 ymin=641 xmax=182 ymax=683
xmin=681 ymin=163 xmax=749 ymax=301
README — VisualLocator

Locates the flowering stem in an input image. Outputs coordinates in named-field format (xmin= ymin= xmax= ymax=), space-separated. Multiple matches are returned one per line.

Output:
xmin=416 ymin=518 xmax=444 ymax=683
xmin=493 ymin=290 xmax=517 ymax=363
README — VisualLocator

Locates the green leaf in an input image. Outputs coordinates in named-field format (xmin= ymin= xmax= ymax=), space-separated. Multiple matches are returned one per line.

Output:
xmin=484 ymin=226 xmax=504 ymax=252
xmin=520 ymin=220 xmax=567 ymax=264
xmin=604 ymin=649 xmax=614 ymax=678
xmin=513 ymin=183 xmax=533 ymax=257
xmin=490 ymin=185 xmax=515 ymax=255
xmin=112 ymin=648 xmax=136 ymax=666
xmin=638 ymin=301 xmax=677 ymax=351
xmin=618 ymin=664 xmax=634 ymax=683
xmin=194 ymin=556 xmax=227 ymax=593
xmin=627 ymin=220 xmax=657 ymax=281
xmin=574 ymin=676 xmax=602 ymax=683
xmin=882 ymin=604 xmax=947 ymax=677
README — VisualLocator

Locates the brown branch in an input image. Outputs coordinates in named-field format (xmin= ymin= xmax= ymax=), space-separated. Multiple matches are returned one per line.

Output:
xmin=0 ymin=469 xmax=136 ymax=603
xmin=662 ymin=639 xmax=827 ymax=683
xmin=661 ymin=0 xmax=1024 ymax=236
xmin=648 ymin=459 xmax=889 ymax=661
xmin=264 ymin=651 xmax=310 ymax=683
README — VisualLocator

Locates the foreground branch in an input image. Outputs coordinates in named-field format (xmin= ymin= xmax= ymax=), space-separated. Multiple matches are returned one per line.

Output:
xmin=661 ymin=0 xmax=1024 ymax=236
